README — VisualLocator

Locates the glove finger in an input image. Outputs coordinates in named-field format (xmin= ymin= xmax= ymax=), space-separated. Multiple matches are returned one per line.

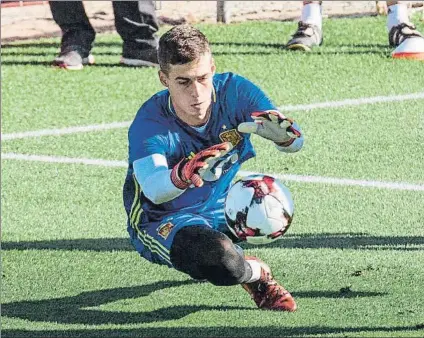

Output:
xmin=287 ymin=122 xmax=302 ymax=138
xmin=210 ymin=142 xmax=233 ymax=158
xmin=279 ymin=119 xmax=301 ymax=137
xmin=251 ymin=116 xmax=268 ymax=123
xmin=261 ymin=119 xmax=283 ymax=133
xmin=253 ymin=110 xmax=286 ymax=121
xmin=251 ymin=111 xmax=271 ymax=120
xmin=238 ymin=121 xmax=259 ymax=134
xmin=208 ymin=141 xmax=232 ymax=152
xmin=253 ymin=112 xmax=286 ymax=125
xmin=260 ymin=120 xmax=291 ymax=142
xmin=252 ymin=115 xmax=278 ymax=124
xmin=287 ymin=130 xmax=301 ymax=138
xmin=197 ymin=149 xmax=221 ymax=162
xmin=193 ymin=160 xmax=209 ymax=171
xmin=196 ymin=142 xmax=233 ymax=165
xmin=217 ymin=147 xmax=232 ymax=158
xmin=198 ymin=142 xmax=232 ymax=160
xmin=203 ymin=149 xmax=230 ymax=167
xmin=265 ymin=111 xmax=283 ymax=123
xmin=191 ymin=174 xmax=204 ymax=187
xmin=279 ymin=119 xmax=292 ymax=130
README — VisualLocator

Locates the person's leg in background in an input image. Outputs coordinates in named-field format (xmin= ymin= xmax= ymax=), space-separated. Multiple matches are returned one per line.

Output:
xmin=113 ymin=1 xmax=160 ymax=67
xmin=387 ymin=1 xmax=424 ymax=59
xmin=286 ymin=1 xmax=323 ymax=51
xmin=49 ymin=1 xmax=95 ymax=70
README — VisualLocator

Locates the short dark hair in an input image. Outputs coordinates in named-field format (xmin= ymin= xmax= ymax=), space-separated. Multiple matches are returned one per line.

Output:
xmin=158 ymin=25 xmax=211 ymax=74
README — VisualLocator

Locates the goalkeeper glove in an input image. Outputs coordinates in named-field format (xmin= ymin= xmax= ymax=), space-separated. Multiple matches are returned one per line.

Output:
xmin=237 ymin=110 xmax=301 ymax=146
xmin=170 ymin=142 xmax=232 ymax=190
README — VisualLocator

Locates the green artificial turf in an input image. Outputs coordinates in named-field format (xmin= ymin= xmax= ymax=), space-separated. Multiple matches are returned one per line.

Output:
xmin=2 ymin=16 xmax=424 ymax=337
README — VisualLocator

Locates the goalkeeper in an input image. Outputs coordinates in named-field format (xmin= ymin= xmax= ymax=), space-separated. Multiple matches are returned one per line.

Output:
xmin=123 ymin=24 xmax=303 ymax=311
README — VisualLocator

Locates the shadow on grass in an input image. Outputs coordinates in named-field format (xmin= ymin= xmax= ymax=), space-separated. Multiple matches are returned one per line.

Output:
xmin=0 ymin=60 xmax=54 ymax=66
xmin=1 ymin=40 xmax=392 ymax=66
xmin=2 ymin=325 xmax=423 ymax=337
xmin=1 ymin=41 xmax=122 ymax=49
xmin=2 ymin=279 xmax=386 ymax=326
xmin=1 ymin=41 xmax=390 ymax=50
xmin=0 ymin=51 xmax=391 ymax=68
xmin=336 ymin=43 xmax=390 ymax=49
xmin=2 ymin=280 xmax=256 ymax=325
xmin=3 ymin=233 xmax=423 ymax=252
xmin=0 ymin=60 xmax=162 ymax=68
xmin=1 ymin=50 xmax=121 ymax=57
xmin=291 ymin=290 xmax=385 ymax=299
xmin=1 ymin=41 xmax=286 ymax=50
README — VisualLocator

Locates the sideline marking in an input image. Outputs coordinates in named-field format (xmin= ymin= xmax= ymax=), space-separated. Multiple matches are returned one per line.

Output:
xmin=3 ymin=153 xmax=424 ymax=192
xmin=2 ymin=92 xmax=424 ymax=141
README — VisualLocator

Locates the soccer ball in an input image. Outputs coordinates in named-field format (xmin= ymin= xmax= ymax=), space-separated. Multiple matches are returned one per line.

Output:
xmin=224 ymin=174 xmax=294 ymax=245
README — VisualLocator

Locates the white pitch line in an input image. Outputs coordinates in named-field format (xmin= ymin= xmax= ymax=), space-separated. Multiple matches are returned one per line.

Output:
xmin=278 ymin=91 xmax=424 ymax=112
xmin=3 ymin=152 xmax=424 ymax=192
xmin=238 ymin=170 xmax=424 ymax=192
xmin=1 ymin=121 xmax=131 ymax=141
xmin=2 ymin=92 xmax=424 ymax=141
xmin=1 ymin=153 xmax=127 ymax=168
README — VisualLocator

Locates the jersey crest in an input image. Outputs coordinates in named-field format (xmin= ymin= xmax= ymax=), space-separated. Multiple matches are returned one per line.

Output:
xmin=157 ymin=222 xmax=175 ymax=239
xmin=219 ymin=128 xmax=242 ymax=147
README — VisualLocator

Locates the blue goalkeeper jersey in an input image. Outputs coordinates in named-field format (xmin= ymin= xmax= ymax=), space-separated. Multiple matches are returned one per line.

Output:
xmin=123 ymin=72 xmax=276 ymax=230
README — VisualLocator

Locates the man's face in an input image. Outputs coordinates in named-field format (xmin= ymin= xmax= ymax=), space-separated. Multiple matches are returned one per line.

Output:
xmin=159 ymin=53 xmax=216 ymax=126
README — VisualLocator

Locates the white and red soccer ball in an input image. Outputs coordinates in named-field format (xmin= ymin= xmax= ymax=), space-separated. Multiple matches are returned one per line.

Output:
xmin=224 ymin=174 xmax=294 ymax=245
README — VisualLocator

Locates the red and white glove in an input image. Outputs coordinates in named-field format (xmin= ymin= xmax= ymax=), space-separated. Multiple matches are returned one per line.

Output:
xmin=170 ymin=142 xmax=232 ymax=190
xmin=238 ymin=110 xmax=301 ymax=146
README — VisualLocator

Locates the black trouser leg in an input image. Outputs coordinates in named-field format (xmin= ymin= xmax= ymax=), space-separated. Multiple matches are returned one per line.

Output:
xmin=112 ymin=1 xmax=159 ymax=51
xmin=49 ymin=1 xmax=95 ymax=55
xmin=170 ymin=226 xmax=253 ymax=286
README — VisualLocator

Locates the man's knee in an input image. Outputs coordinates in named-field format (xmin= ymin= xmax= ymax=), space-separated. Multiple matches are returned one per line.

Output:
xmin=170 ymin=226 xmax=247 ymax=286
